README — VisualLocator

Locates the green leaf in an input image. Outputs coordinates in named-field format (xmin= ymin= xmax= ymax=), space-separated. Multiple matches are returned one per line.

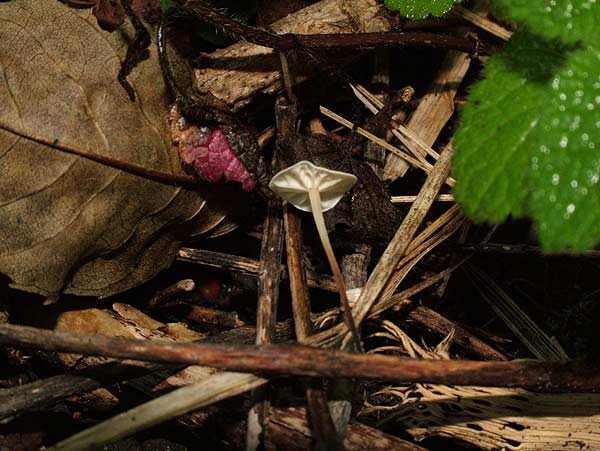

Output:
xmin=453 ymin=31 xmax=600 ymax=251
xmin=384 ymin=0 xmax=462 ymax=19
xmin=159 ymin=0 xmax=175 ymax=11
xmin=493 ymin=0 xmax=599 ymax=44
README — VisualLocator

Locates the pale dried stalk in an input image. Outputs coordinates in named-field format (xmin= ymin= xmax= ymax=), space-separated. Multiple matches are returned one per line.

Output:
xmin=319 ymin=106 xmax=455 ymax=187
xmin=391 ymin=194 xmax=454 ymax=203
xmin=351 ymin=84 xmax=441 ymax=164
xmin=49 ymin=372 xmax=265 ymax=451
xmin=453 ymin=5 xmax=513 ymax=41
xmin=350 ymin=144 xmax=454 ymax=327
xmin=379 ymin=210 xmax=466 ymax=302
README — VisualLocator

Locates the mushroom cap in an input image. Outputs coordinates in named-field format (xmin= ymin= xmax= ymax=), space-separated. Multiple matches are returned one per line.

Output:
xmin=269 ymin=160 xmax=357 ymax=212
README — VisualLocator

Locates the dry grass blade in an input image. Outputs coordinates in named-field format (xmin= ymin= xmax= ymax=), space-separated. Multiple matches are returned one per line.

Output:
xmin=452 ymin=5 xmax=513 ymax=41
xmin=391 ymin=194 xmax=454 ymax=203
xmin=467 ymin=264 xmax=568 ymax=361
xmin=319 ymin=105 xmax=455 ymax=186
xmin=464 ymin=263 xmax=569 ymax=362
xmin=309 ymin=208 xmax=466 ymax=349
xmin=380 ymin=207 xmax=466 ymax=302
xmin=48 ymin=372 xmax=265 ymax=451
xmin=382 ymin=50 xmax=471 ymax=180
xmin=351 ymin=84 xmax=441 ymax=163
xmin=321 ymin=107 xmax=447 ymax=187
xmin=345 ymin=144 xmax=453 ymax=334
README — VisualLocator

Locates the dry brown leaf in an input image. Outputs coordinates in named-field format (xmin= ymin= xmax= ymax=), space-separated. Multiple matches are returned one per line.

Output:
xmin=0 ymin=0 xmax=232 ymax=298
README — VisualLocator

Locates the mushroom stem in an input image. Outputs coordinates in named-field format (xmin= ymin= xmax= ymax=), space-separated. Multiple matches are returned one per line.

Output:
xmin=308 ymin=188 xmax=363 ymax=352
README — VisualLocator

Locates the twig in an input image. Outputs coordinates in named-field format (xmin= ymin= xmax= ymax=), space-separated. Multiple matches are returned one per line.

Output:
xmin=1 ymin=324 xmax=598 ymax=392
xmin=283 ymin=202 xmax=343 ymax=450
xmin=255 ymin=201 xmax=285 ymax=345
xmin=182 ymin=1 xmax=491 ymax=55
xmin=0 ymin=121 xmax=198 ymax=188
xmin=177 ymin=248 xmax=337 ymax=291
xmin=283 ymin=205 xmax=313 ymax=341
xmin=247 ymin=197 xmax=285 ymax=450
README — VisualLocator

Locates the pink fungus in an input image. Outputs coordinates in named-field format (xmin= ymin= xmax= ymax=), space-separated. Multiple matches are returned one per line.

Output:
xmin=169 ymin=106 xmax=256 ymax=191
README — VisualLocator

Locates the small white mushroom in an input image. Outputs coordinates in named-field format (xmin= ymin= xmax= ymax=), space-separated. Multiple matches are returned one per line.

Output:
xmin=269 ymin=160 xmax=362 ymax=350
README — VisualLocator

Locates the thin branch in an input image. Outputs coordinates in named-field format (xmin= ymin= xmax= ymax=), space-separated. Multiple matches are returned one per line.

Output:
xmin=182 ymin=1 xmax=493 ymax=55
xmin=1 ymin=324 xmax=598 ymax=392
xmin=283 ymin=202 xmax=343 ymax=451
xmin=0 ymin=121 xmax=198 ymax=188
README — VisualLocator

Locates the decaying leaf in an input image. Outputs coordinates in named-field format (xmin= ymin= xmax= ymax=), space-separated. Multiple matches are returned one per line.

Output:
xmin=0 ymin=0 xmax=233 ymax=298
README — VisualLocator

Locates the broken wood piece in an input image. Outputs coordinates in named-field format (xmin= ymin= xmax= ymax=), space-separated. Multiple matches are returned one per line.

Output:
xmin=247 ymin=198 xmax=285 ymax=450
xmin=148 ymin=279 xmax=195 ymax=309
xmin=186 ymin=306 xmax=245 ymax=328
xmin=366 ymin=384 xmax=600 ymax=451
xmin=194 ymin=0 xmax=390 ymax=110
xmin=269 ymin=407 xmax=429 ymax=451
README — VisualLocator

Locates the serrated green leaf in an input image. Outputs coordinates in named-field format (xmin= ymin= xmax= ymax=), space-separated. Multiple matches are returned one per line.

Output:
xmin=453 ymin=31 xmax=600 ymax=251
xmin=384 ymin=0 xmax=462 ymax=19
xmin=493 ymin=0 xmax=599 ymax=44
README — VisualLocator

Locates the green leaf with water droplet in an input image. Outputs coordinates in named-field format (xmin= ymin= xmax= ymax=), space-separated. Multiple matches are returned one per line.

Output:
xmin=453 ymin=31 xmax=600 ymax=251
xmin=493 ymin=0 xmax=599 ymax=44
xmin=384 ymin=0 xmax=463 ymax=19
